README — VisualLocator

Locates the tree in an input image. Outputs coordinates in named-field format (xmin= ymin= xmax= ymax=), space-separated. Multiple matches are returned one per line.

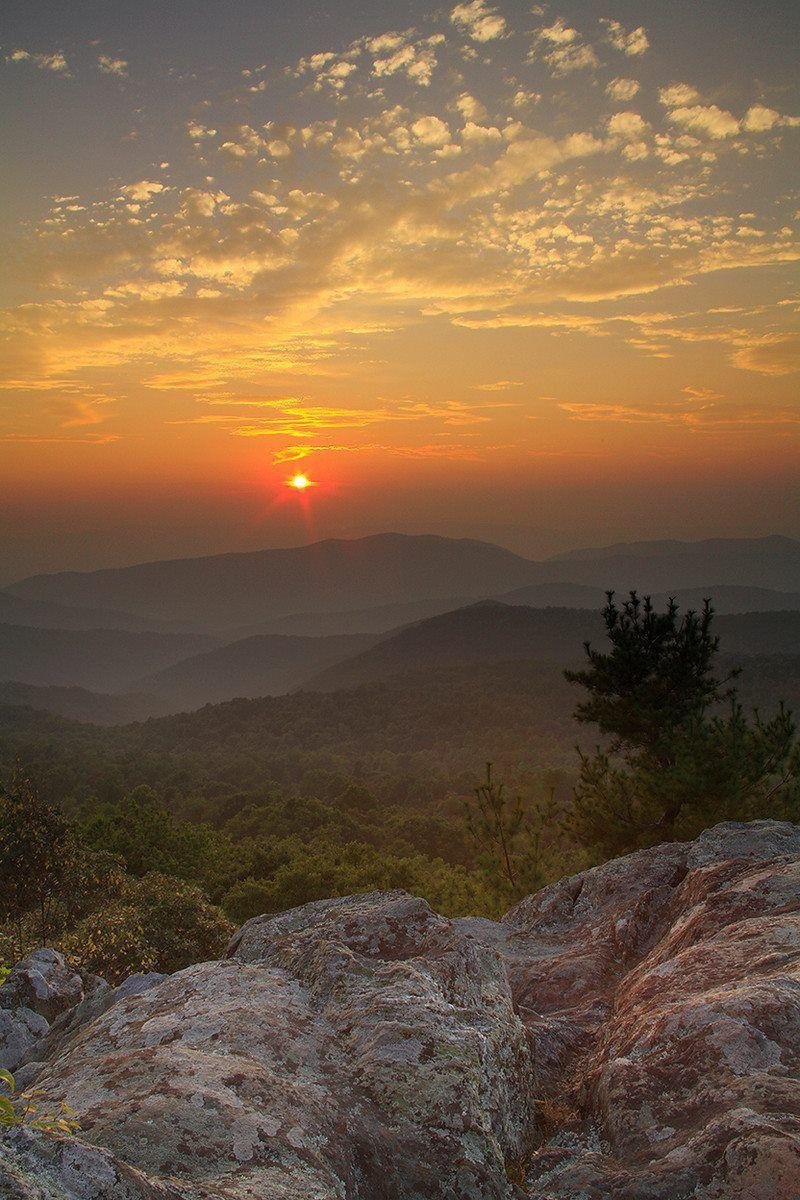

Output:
xmin=0 ymin=773 xmax=73 ymax=951
xmin=566 ymin=592 xmax=800 ymax=856
xmin=462 ymin=763 xmax=560 ymax=910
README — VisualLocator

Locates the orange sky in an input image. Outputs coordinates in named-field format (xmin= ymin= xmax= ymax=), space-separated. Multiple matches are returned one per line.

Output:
xmin=1 ymin=0 xmax=798 ymax=577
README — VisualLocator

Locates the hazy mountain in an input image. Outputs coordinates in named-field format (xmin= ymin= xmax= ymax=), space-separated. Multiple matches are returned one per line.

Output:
xmin=306 ymin=603 xmax=602 ymax=691
xmin=540 ymin=536 xmax=800 ymax=592
xmin=498 ymin=581 xmax=800 ymax=615
xmin=236 ymin=595 xmax=474 ymax=638
xmin=0 ymin=624 xmax=218 ymax=691
xmin=0 ymin=589 xmax=176 ymax=633
xmin=138 ymin=632 xmax=377 ymax=709
xmin=306 ymin=603 xmax=800 ymax=693
xmin=8 ymin=534 xmax=547 ymax=630
xmin=11 ymin=533 xmax=800 ymax=636
xmin=0 ymin=682 xmax=164 ymax=725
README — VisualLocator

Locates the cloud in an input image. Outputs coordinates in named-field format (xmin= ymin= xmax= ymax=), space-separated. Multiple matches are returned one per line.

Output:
xmin=659 ymin=83 xmax=700 ymax=108
xmin=538 ymin=18 xmax=578 ymax=46
xmin=450 ymin=1 xmax=507 ymax=42
xmin=607 ymin=111 xmax=648 ymax=140
xmin=120 ymin=180 xmax=166 ymax=201
xmin=668 ymin=104 xmax=740 ymax=138
xmin=730 ymin=332 xmax=800 ymax=376
xmin=6 ymin=48 xmax=69 ymax=74
xmin=601 ymin=19 xmax=649 ymax=56
xmin=411 ymin=115 xmax=451 ymax=147
xmin=372 ymin=39 xmax=440 ymax=86
xmin=97 ymin=55 xmax=128 ymax=77
xmin=473 ymin=380 xmax=524 ymax=391
xmin=606 ymin=78 xmax=640 ymax=103
xmin=743 ymin=104 xmax=800 ymax=132
xmin=543 ymin=43 xmax=599 ymax=75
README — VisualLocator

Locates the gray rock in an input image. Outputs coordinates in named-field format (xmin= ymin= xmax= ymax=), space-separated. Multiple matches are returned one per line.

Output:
xmin=0 ymin=1008 xmax=49 ymax=1072
xmin=0 ymin=951 xmax=85 ymax=1023
xmin=0 ymin=821 xmax=798 ymax=1199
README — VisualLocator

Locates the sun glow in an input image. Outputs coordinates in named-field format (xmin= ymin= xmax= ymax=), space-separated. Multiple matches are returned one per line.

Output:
xmin=288 ymin=473 xmax=313 ymax=490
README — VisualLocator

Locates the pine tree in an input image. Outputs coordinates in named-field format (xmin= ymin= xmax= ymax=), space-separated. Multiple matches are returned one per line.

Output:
xmin=566 ymin=592 xmax=800 ymax=856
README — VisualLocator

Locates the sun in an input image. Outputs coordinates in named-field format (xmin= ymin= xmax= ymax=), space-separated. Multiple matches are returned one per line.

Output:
xmin=288 ymin=473 xmax=313 ymax=490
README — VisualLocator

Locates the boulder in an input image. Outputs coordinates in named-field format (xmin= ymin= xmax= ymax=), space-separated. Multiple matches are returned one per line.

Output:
xmin=0 ymin=950 xmax=85 ymax=1024
xmin=0 ymin=820 xmax=797 ymax=1199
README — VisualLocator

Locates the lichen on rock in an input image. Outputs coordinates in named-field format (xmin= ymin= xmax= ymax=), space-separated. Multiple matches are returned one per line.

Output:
xmin=1 ymin=820 xmax=798 ymax=1198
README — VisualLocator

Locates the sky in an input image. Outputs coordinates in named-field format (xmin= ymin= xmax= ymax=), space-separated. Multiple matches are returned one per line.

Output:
xmin=1 ymin=0 xmax=799 ymax=580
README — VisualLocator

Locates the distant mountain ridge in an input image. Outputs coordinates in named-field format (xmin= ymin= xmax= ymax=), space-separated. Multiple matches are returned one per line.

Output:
xmin=7 ymin=534 xmax=543 ymax=630
xmin=9 ymin=533 xmax=800 ymax=635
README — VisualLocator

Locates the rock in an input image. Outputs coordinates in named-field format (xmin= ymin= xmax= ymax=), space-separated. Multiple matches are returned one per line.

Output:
xmin=0 ymin=950 xmax=85 ymax=1024
xmin=0 ymin=820 xmax=798 ymax=1199
xmin=0 ymin=1009 xmax=49 ymax=1072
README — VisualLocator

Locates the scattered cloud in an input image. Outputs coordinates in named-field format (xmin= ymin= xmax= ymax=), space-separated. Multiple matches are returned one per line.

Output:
xmin=450 ymin=1 xmax=507 ymax=43
xmin=6 ymin=48 xmax=69 ymax=74
xmin=97 ymin=55 xmax=128 ymax=77
xmin=606 ymin=77 xmax=640 ymax=103
xmin=601 ymin=19 xmax=649 ymax=56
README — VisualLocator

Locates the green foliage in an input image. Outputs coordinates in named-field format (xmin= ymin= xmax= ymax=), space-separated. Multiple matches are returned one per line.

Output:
xmin=221 ymin=836 xmax=487 ymax=921
xmin=463 ymin=764 xmax=574 ymax=910
xmin=61 ymin=873 xmax=233 ymax=983
xmin=0 ymin=1069 xmax=80 ymax=1136
xmin=0 ymin=772 xmax=73 ymax=949
xmin=567 ymin=593 xmax=800 ymax=856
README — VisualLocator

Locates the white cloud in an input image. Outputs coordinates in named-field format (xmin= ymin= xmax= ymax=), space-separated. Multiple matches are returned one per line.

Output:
xmin=543 ymin=43 xmax=599 ymax=76
xmin=450 ymin=0 xmax=507 ymax=43
xmin=539 ymin=19 xmax=577 ymax=45
xmin=7 ymin=48 xmax=69 ymax=73
xmin=120 ymin=180 xmax=166 ymax=201
xmin=607 ymin=111 xmax=648 ymax=140
xmin=606 ymin=77 xmax=640 ymax=103
xmin=669 ymin=104 xmax=740 ymax=139
xmin=461 ymin=121 xmax=502 ymax=145
xmin=743 ymin=104 xmax=800 ymax=132
xmin=98 ymin=55 xmax=128 ymax=77
xmin=455 ymin=93 xmax=487 ymax=122
xmin=601 ymin=19 xmax=649 ymax=56
xmin=659 ymin=83 xmax=700 ymax=108
xmin=373 ymin=41 xmax=439 ymax=86
xmin=411 ymin=115 xmax=451 ymax=147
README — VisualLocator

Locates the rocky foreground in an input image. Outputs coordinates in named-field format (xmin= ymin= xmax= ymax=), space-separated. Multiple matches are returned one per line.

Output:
xmin=1 ymin=821 xmax=799 ymax=1199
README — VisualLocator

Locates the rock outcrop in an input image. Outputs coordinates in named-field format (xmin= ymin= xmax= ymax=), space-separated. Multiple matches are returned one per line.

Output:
xmin=1 ymin=820 xmax=798 ymax=1199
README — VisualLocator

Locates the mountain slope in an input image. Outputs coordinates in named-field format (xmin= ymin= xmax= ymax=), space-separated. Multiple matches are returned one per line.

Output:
xmin=306 ymin=603 xmax=800 ymax=693
xmin=539 ymin=535 xmax=800 ymax=591
xmin=8 ymin=534 xmax=545 ymax=630
xmin=139 ymin=632 xmax=376 ymax=708
xmin=499 ymin=581 xmax=800 ymax=614
xmin=0 ymin=682 xmax=164 ymax=724
xmin=0 ymin=589 xmax=173 ymax=633
xmin=306 ymin=602 xmax=602 ymax=691
xmin=0 ymin=624 xmax=218 ymax=692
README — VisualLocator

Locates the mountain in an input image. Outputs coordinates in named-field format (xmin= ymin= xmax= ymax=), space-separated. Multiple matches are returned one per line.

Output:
xmin=234 ymin=595 xmax=473 ymax=638
xmin=0 ymin=682 xmax=163 ymax=725
xmin=306 ymin=602 xmax=602 ymax=691
xmin=540 ymin=535 xmax=800 ymax=592
xmin=0 ymin=589 xmax=176 ymax=633
xmin=7 ymin=534 xmax=545 ymax=631
xmin=499 ymin=581 xmax=800 ymax=614
xmin=138 ymin=632 xmax=376 ymax=709
xmin=307 ymin=603 xmax=800 ymax=693
xmin=0 ymin=624 xmax=218 ymax=692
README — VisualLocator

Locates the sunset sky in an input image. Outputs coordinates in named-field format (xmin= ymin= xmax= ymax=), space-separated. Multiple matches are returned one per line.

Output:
xmin=1 ymin=0 xmax=799 ymax=580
